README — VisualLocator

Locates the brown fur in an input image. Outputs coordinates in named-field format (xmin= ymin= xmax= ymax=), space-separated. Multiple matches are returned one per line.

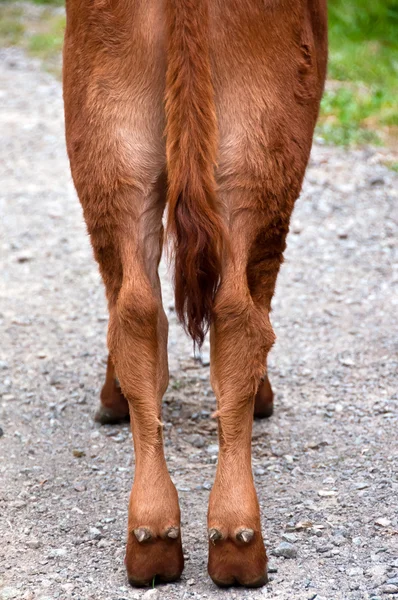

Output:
xmin=63 ymin=0 xmax=327 ymax=588
xmin=165 ymin=0 xmax=225 ymax=346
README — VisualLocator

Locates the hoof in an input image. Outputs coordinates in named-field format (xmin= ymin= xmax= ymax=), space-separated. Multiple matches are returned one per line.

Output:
xmin=208 ymin=529 xmax=268 ymax=588
xmin=94 ymin=404 xmax=130 ymax=425
xmin=254 ymin=375 xmax=274 ymax=419
xmin=126 ymin=527 xmax=184 ymax=586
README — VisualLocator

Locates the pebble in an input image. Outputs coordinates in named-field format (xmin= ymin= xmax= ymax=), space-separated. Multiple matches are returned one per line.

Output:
xmin=187 ymin=434 xmax=205 ymax=448
xmin=282 ymin=532 xmax=297 ymax=543
xmin=316 ymin=545 xmax=333 ymax=554
xmin=72 ymin=448 xmax=85 ymax=458
xmin=1 ymin=588 xmax=19 ymax=599
xmin=207 ymin=443 xmax=219 ymax=455
xmin=26 ymin=538 xmax=41 ymax=549
xmin=317 ymin=489 xmax=338 ymax=497
xmin=0 ymin=426 xmax=3 ymax=437
xmin=142 ymin=590 xmax=159 ymax=600
xmin=375 ymin=517 xmax=391 ymax=527
xmin=73 ymin=481 xmax=86 ymax=492
xmin=11 ymin=500 xmax=27 ymax=509
xmin=272 ymin=542 xmax=298 ymax=559
xmin=353 ymin=481 xmax=369 ymax=490
xmin=348 ymin=567 xmax=363 ymax=577
xmin=332 ymin=535 xmax=345 ymax=547
xmin=254 ymin=467 xmax=266 ymax=476
xmin=89 ymin=527 xmax=102 ymax=540
xmin=268 ymin=561 xmax=278 ymax=573
xmin=381 ymin=585 xmax=398 ymax=595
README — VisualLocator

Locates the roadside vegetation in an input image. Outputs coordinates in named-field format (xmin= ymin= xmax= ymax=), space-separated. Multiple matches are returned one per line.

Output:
xmin=319 ymin=0 xmax=398 ymax=149
xmin=0 ymin=0 xmax=397 ymax=155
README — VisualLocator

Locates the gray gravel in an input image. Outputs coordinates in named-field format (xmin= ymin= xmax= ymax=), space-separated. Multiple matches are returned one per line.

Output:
xmin=0 ymin=48 xmax=398 ymax=600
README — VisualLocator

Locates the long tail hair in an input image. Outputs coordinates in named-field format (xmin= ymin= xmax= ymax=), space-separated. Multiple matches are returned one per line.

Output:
xmin=165 ymin=0 xmax=224 ymax=346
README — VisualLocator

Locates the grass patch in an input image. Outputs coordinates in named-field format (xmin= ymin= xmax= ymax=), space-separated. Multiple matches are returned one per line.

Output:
xmin=0 ymin=6 xmax=25 ymax=45
xmin=317 ymin=0 xmax=398 ymax=146
xmin=0 ymin=2 xmax=65 ymax=76
xmin=31 ymin=0 xmax=64 ymax=6
xmin=27 ymin=14 xmax=65 ymax=62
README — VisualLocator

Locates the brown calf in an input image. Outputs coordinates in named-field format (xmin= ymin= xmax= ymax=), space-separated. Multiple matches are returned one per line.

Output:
xmin=63 ymin=0 xmax=327 ymax=588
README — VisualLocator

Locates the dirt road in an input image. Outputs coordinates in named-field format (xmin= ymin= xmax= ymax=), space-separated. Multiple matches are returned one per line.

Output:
xmin=0 ymin=48 xmax=397 ymax=600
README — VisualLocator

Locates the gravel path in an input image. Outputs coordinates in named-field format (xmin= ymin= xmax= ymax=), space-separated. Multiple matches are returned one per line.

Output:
xmin=0 ymin=48 xmax=397 ymax=600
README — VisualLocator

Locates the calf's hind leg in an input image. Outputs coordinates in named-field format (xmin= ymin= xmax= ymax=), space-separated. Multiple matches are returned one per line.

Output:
xmin=207 ymin=210 xmax=288 ymax=587
xmin=95 ymin=354 xmax=129 ymax=424
xmin=80 ymin=185 xmax=183 ymax=586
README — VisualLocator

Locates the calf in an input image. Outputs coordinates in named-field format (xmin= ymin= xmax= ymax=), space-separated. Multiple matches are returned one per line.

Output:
xmin=63 ymin=0 xmax=327 ymax=587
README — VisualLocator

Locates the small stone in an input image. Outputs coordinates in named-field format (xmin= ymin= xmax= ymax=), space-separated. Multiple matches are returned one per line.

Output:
xmin=73 ymin=481 xmax=86 ymax=492
xmin=187 ymin=578 xmax=195 ymax=585
xmin=381 ymin=585 xmax=398 ymax=595
xmin=268 ymin=561 xmax=278 ymax=573
xmin=282 ymin=532 xmax=297 ymax=543
xmin=142 ymin=590 xmax=159 ymax=600
xmin=89 ymin=527 xmax=102 ymax=540
xmin=207 ymin=444 xmax=219 ymax=455
xmin=272 ymin=542 xmax=298 ymax=559
xmin=73 ymin=449 xmax=85 ymax=458
xmin=49 ymin=374 xmax=61 ymax=385
xmin=26 ymin=538 xmax=41 ymax=549
xmin=375 ymin=518 xmax=391 ymax=527
xmin=200 ymin=352 xmax=210 ymax=367
xmin=332 ymin=535 xmax=345 ymax=547
xmin=352 ymin=537 xmax=362 ymax=546
xmin=16 ymin=252 xmax=33 ymax=263
xmin=12 ymin=500 xmax=27 ymax=509
xmin=50 ymin=547 xmax=68 ymax=557
xmin=254 ymin=467 xmax=266 ymax=476
xmin=348 ymin=567 xmax=363 ymax=577
xmin=369 ymin=176 xmax=384 ymax=186
xmin=386 ymin=578 xmax=398 ymax=586
xmin=187 ymin=434 xmax=205 ymax=448
xmin=1 ymin=588 xmax=19 ymax=599
xmin=0 ymin=426 xmax=3 ymax=437
xmin=295 ymin=521 xmax=313 ymax=531
xmin=350 ymin=583 xmax=360 ymax=591
xmin=316 ymin=545 xmax=333 ymax=554
xmin=317 ymin=489 xmax=338 ymax=497
xmin=353 ymin=481 xmax=369 ymax=490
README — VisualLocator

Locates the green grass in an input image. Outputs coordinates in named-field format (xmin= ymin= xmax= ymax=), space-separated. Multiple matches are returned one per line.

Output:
xmin=0 ymin=6 xmax=25 ymax=45
xmin=27 ymin=14 xmax=65 ymax=61
xmin=0 ymin=4 xmax=65 ymax=76
xmin=317 ymin=0 xmax=398 ymax=146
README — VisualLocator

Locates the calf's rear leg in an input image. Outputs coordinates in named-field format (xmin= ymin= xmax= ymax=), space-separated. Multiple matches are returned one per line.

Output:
xmin=254 ymin=373 xmax=274 ymax=419
xmin=95 ymin=355 xmax=129 ymax=424
xmin=78 ymin=185 xmax=183 ymax=586
xmin=207 ymin=211 xmax=288 ymax=587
